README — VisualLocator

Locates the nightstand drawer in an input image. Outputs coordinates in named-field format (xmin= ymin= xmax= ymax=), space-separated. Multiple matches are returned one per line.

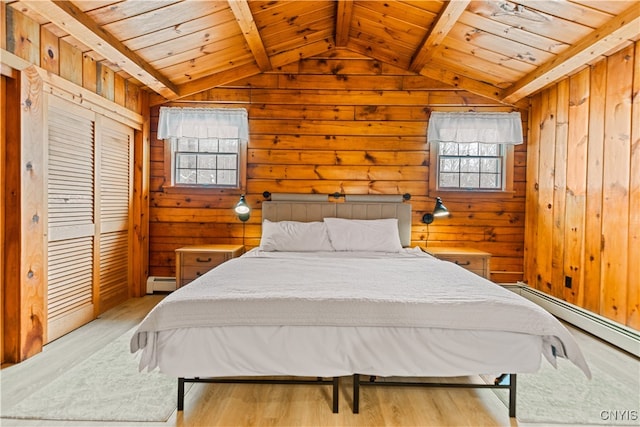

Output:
xmin=426 ymin=247 xmax=491 ymax=280
xmin=175 ymin=244 xmax=245 ymax=288
xmin=181 ymin=252 xmax=229 ymax=268
xmin=433 ymin=255 xmax=484 ymax=271
xmin=181 ymin=265 xmax=222 ymax=282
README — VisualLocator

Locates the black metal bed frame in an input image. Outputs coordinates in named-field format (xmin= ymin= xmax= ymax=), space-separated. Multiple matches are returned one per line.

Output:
xmin=352 ymin=373 xmax=517 ymax=417
xmin=177 ymin=376 xmax=340 ymax=413
xmin=176 ymin=373 xmax=516 ymax=417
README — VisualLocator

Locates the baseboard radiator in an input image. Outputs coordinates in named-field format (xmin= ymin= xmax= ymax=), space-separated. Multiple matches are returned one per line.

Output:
xmin=510 ymin=282 xmax=639 ymax=358
xmin=146 ymin=276 xmax=177 ymax=294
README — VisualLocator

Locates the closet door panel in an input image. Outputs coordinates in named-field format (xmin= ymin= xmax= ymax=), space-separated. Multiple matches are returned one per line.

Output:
xmin=46 ymin=97 xmax=95 ymax=342
xmin=97 ymin=118 xmax=133 ymax=313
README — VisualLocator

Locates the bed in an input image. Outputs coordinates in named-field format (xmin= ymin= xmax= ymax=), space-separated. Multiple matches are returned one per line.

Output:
xmin=130 ymin=198 xmax=591 ymax=417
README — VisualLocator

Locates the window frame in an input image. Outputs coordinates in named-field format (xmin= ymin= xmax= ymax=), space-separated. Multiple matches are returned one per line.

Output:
xmin=428 ymin=141 xmax=515 ymax=199
xmin=162 ymin=136 xmax=247 ymax=191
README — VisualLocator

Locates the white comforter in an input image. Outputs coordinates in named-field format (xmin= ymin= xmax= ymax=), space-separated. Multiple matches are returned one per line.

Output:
xmin=131 ymin=248 xmax=591 ymax=377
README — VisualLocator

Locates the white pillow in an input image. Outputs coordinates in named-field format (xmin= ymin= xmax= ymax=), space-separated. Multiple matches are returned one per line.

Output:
xmin=259 ymin=219 xmax=335 ymax=251
xmin=324 ymin=218 xmax=403 ymax=252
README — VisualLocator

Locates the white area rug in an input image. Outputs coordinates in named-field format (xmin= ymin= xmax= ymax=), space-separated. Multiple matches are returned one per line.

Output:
xmin=2 ymin=328 xmax=184 ymax=422
xmin=493 ymin=358 xmax=640 ymax=425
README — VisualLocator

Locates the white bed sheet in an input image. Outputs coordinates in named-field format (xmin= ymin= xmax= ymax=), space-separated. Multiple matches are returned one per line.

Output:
xmin=131 ymin=248 xmax=590 ymax=379
xmin=150 ymin=325 xmax=542 ymax=378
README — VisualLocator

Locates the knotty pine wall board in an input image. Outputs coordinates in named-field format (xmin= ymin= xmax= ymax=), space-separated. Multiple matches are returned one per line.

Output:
xmin=600 ymin=45 xmax=633 ymax=325
xmin=628 ymin=43 xmax=640 ymax=329
xmin=563 ymin=67 xmax=589 ymax=305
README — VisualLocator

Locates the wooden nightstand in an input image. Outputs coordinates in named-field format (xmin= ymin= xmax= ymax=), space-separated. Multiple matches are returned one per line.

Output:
xmin=426 ymin=247 xmax=491 ymax=280
xmin=175 ymin=244 xmax=245 ymax=287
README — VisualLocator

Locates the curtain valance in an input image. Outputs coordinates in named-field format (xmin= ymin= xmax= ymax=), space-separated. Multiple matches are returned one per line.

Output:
xmin=157 ymin=107 xmax=249 ymax=141
xmin=427 ymin=112 xmax=523 ymax=145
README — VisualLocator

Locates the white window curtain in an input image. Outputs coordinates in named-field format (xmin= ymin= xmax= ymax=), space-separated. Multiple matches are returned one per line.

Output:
xmin=427 ymin=112 xmax=523 ymax=145
xmin=157 ymin=107 xmax=249 ymax=141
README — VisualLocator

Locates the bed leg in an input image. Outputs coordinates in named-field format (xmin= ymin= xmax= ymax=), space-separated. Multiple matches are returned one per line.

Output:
xmin=353 ymin=374 xmax=360 ymax=414
xmin=509 ymin=374 xmax=517 ymax=418
xmin=332 ymin=377 xmax=339 ymax=413
xmin=177 ymin=378 xmax=185 ymax=411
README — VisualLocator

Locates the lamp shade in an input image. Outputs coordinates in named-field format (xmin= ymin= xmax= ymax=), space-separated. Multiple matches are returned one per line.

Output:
xmin=432 ymin=197 xmax=449 ymax=217
xmin=422 ymin=197 xmax=450 ymax=224
xmin=234 ymin=195 xmax=250 ymax=222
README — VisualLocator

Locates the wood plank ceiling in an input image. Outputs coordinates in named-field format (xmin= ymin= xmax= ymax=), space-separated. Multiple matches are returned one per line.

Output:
xmin=8 ymin=0 xmax=640 ymax=106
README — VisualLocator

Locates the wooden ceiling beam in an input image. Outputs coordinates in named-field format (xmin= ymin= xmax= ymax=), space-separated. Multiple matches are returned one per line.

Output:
xmin=150 ymin=62 xmax=262 ymax=106
xmin=502 ymin=3 xmax=640 ymax=104
xmin=347 ymin=40 xmax=524 ymax=108
xmin=420 ymin=65 xmax=529 ymax=110
xmin=410 ymin=0 xmax=470 ymax=73
xmin=20 ymin=0 xmax=179 ymax=99
xmin=227 ymin=0 xmax=272 ymax=71
xmin=335 ymin=0 xmax=354 ymax=47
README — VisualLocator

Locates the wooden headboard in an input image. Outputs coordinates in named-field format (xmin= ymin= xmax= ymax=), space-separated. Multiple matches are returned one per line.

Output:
xmin=261 ymin=201 xmax=412 ymax=247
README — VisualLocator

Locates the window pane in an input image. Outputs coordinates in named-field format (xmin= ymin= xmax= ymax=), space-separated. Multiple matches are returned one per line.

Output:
xmin=460 ymin=158 xmax=479 ymax=172
xmin=460 ymin=173 xmax=479 ymax=188
xmin=197 ymin=170 xmax=217 ymax=184
xmin=440 ymin=142 xmax=458 ymax=156
xmin=177 ymin=154 xmax=196 ymax=168
xmin=219 ymin=139 xmax=238 ymax=153
xmin=479 ymin=143 xmax=498 ymax=156
xmin=480 ymin=173 xmax=500 ymax=189
xmin=440 ymin=157 xmax=459 ymax=172
xmin=217 ymin=154 xmax=237 ymax=169
xmin=176 ymin=169 xmax=196 ymax=184
xmin=481 ymin=158 xmax=499 ymax=172
xmin=458 ymin=143 xmax=478 ymax=156
xmin=197 ymin=154 xmax=217 ymax=169
xmin=177 ymin=137 xmax=198 ymax=152
xmin=217 ymin=170 xmax=237 ymax=185
xmin=199 ymin=139 xmax=219 ymax=152
xmin=440 ymin=173 xmax=459 ymax=188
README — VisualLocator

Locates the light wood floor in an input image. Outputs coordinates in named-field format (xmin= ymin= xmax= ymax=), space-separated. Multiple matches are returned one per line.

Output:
xmin=1 ymin=294 xmax=637 ymax=427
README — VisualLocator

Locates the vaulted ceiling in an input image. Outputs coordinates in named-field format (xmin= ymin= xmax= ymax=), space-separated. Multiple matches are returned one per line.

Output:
xmin=9 ymin=0 xmax=640 ymax=106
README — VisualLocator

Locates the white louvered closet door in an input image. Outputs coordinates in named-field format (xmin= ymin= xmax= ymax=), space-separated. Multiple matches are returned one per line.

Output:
xmin=46 ymin=98 xmax=96 ymax=342
xmin=46 ymin=98 xmax=134 ymax=342
xmin=97 ymin=118 xmax=133 ymax=314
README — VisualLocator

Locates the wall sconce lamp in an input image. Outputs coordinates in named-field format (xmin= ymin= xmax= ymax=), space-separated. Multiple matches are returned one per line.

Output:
xmin=234 ymin=194 xmax=250 ymax=222
xmin=234 ymin=194 xmax=250 ymax=246
xmin=422 ymin=197 xmax=449 ymax=247
xmin=422 ymin=197 xmax=449 ymax=224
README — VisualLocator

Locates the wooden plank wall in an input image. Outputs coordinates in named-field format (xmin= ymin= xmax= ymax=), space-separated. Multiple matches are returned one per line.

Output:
xmin=525 ymin=42 xmax=639 ymax=330
xmin=150 ymin=50 xmax=528 ymax=284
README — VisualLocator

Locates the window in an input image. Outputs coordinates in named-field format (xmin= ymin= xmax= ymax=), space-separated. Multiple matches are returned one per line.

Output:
xmin=427 ymin=112 xmax=522 ymax=195
xmin=437 ymin=142 xmax=504 ymax=190
xmin=171 ymin=136 xmax=240 ymax=186
xmin=158 ymin=107 xmax=248 ymax=189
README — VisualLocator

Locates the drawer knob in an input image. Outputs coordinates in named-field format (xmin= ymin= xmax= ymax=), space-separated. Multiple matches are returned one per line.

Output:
xmin=455 ymin=260 xmax=471 ymax=266
xmin=196 ymin=257 xmax=212 ymax=263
